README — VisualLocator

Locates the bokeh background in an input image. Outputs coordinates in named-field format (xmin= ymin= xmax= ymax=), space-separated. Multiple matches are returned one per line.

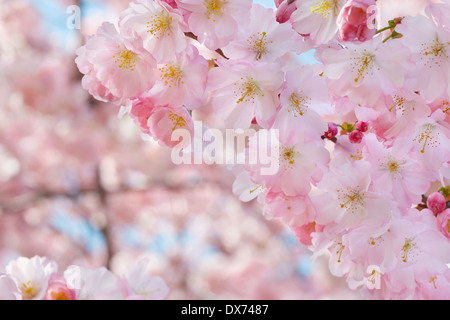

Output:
xmin=0 ymin=0 xmax=358 ymax=299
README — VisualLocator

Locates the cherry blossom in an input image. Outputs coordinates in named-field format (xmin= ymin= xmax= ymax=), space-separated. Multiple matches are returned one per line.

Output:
xmin=76 ymin=22 xmax=156 ymax=102
xmin=5 ymin=256 xmax=57 ymax=300
xmin=320 ymin=37 xmax=411 ymax=106
xmin=176 ymin=0 xmax=252 ymax=50
xmin=3 ymin=0 xmax=450 ymax=301
xmin=222 ymin=4 xmax=303 ymax=63
xmin=207 ymin=60 xmax=284 ymax=129
xmin=290 ymin=0 xmax=346 ymax=44
xmin=119 ymin=0 xmax=187 ymax=62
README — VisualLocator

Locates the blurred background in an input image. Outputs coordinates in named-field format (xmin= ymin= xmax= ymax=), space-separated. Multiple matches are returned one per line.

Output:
xmin=0 ymin=0 xmax=357 ymax=299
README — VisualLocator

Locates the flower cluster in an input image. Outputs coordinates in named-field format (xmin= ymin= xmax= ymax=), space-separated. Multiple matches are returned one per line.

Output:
xmin=0 ymin=256 xmax=169 ymax=300
xmin=75 ymin=0 xmax=450 ymax=299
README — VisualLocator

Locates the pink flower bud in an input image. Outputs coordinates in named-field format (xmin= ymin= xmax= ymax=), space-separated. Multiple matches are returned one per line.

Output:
xmin=355 ymin=121 xmax=369 ymax=132
xmin=349 ymin=130 xmax=363 ymax=143
xmin=436 ymin=209 xmax=450 ymax=240
xmin=338 ymin=0 xmax=377 ymax=42
xmin=427 ymin=192 xmax=446 ymax=214
xmin=324 ymin=122 xmax=338 ymax=139
xmin=276 ymin=0 xmax=297 ymax=23
xmin=45 ymin=274 xmax=76 ymax=300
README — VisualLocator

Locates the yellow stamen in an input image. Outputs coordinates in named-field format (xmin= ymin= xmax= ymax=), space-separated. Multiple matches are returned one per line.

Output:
xmin=310 ymin=0 xmax=333 ymax=18
xmin=21 ymin=281 xmax=38 ymax=300
xmin=249 ymin=185 xmax=262 ymax=194
xmin=335 ymin=243 xmax=345 ymax=263
xmin=204 ymin=0 xmax=226 ymax=20
xmin=147 ymin=11 xmax=172 ymax=38
xmin=337 ymin=188 xmax=365 ymax=213
xmin=287 ymin=92 xmax=311 ymax=117
xmin=247 ymin=32 xmax=272 ymax=60
xmin=413 ymin=123 xmax=440 ymax=154
xmin=159 ymin=63 xmax=183 ymax=88
xmin=113 ymin=49 xmax=138 ymax=71
xmin=168 ymin=111 xmax=187 ymax=131
xmin=429 ymin=276 xmax=438 ymax=290
xmin=235 ymin=78 xmax=261 ymax=104
xmin=281 ymin=145 xmax=298 ymax=168
xmin=352 ymin=52 xmax=375 ymax=83
xmin=401 ymin=238 xmax=416 ymax=263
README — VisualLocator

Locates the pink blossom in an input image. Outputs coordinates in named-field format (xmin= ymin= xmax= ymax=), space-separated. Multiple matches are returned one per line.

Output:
xmin=147 ymin=104 xmax=194 ymax=148
xmin=396 ymin=15 xmax=450 ymax=101
xmin=320 ymin=37 xmax=411 ymax=107
xmin=427 ymin=192 xmax=447 ymax=214
xmin=363 ymin=133 xmax=433 ymax=209
xmin=382 ymin=212 xmax=450 ymax=298
xmin=76 ymin=22 xmax=156 ymax=101
xmin=348 ymin=130 xmax=363 ymax=143
xmin=222 ymin=4 xmax=302 ymax=62
xmin=355 ymin=121 xmax=369 ymax=132
xmin=312 ymin=160 xmax=393 ymax=235
xmin=290 ymin=0 xmax=346 ymax=44
xmin=263 ymin=191 xmax=316 ymax=227
xmin=272 ymin=65 xmax=332 ymax=140
xmin=245 ymin=129 xmax=329 ymax=197
xmin=381 ymin=89 xmax=431 ymax=139
xmin=146 ymin=45 xmax=209 ymax=109
xmin=5 ymin=256 xmax=58 ymax=300
xmin=337 ymin=0 xmax=377 ymax=42
xmin=436 ymin=209 xmax=450 ymax=239
xmin=409 ymin=110 xmax=450 ymax=171
xmin=119 ymin=0 xmax=187 ymax=62
xmin=207 ymin=60 xmax=284 ymax=129
xmin=324 ymin=122 xmax=338 ymax=139
xmin=176 ymin=0 xmax=252 ymax=50
xmin=44 ymin=274 xmax=76 ymax=300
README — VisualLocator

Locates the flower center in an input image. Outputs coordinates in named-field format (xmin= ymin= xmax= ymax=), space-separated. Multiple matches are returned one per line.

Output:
xmin=380 ymin=156 xmax=404 ymax=177
xmin=159 ymin=63 xmax=183 ymax=87
xmin=168 ymin=112 xmax=187 ymax=131
xmin=310 ymin=0 xmax=334 ymax=18
xmin=280 ymin=145 xmax=298 ymax=169
xmin=21 ymin=281 xmax=38 ymax=300
xmin=247 ymin=32 xmax=271 ymax=60
xmin=388 ymin=95 xmax=405 ymax=113
xmin=401 ymin=238 xmax=417 ymax=263
xmin=235 ymin=78 xmax=261 ymax=104
xmin=351 ymin=52 xmax=375 ymax=83
xmin=420 ymin=38 xmax=449 ymax=67
xmin=413 ymin=123 xmax=440 ymax=154
xmin=333 ymin=241 xmax=345 ymax=263
xmin=147 ymin=11 xmax=172 ymax=38
xmin=204 ymin=0 xmax=226 ymax=20
xmin=337 ymin=187 xmax=365 ymax=213
xmin=114 ymin=48 xmax=138 ymax=71
xmin=287 ymin=92 xmax=311 ymax=117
